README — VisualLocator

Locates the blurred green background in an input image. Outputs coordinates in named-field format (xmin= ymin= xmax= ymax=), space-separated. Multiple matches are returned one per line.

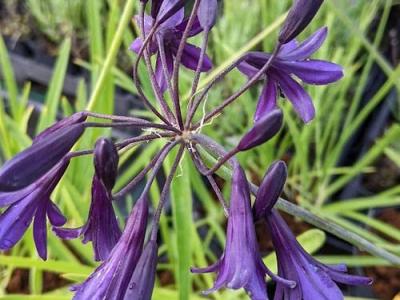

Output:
xmin=0 ymin=0 xmax=400 ymax=299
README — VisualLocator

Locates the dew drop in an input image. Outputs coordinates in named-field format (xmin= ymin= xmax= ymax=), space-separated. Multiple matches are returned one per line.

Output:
xmin=129 ymin=282 xmax=136 ymax=290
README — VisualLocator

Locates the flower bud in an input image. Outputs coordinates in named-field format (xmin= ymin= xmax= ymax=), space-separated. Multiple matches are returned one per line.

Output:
xmin=0 ymin=124 xmax=84 ymax=191
xmin=254 ymin=161 xmax=287 ymax=219
xmin=94 ymin=138 xmax=119 ymax=190
xmin=198 ymin=0 xmax=218 ymax=29
xmin=237 ymin=109 xmax=283 ymax=151
xmin=33 ymin=112 xmax=87 ymax=144
xmin=279 ymin=0 xmax=324 ymax=44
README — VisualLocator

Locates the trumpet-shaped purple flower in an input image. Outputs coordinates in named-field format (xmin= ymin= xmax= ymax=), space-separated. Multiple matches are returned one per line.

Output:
xmin=54 ymin=138 xmax=121 ymax=261
xmin=192 ymin=164 xmax=294 ymax=299
xmin=254 ymin=164 xmax=372 ymax=299
xmin=0 ymin=161 xmax=68 ymax=260
xmin=238 ymin=27 xmax=343 ymax=123
xmin=131 ymin=0 xmax=212 ymax=92
xmin=73 ymin=196 xmax=148 ymax=300
xmin=267 ymin=209 xmax=372 ymax=300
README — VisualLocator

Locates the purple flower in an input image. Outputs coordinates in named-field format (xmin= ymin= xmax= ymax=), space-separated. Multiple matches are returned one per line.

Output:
xmin=131 ymin=0 xmax=212 ymax=92
xmin=267 ymin=210 xmax=372 ymax=300
xmin=254 ymin=166 xmax=372 ymax=299
xmin=198 ymin=0 xmax=218 ymax=30
xmin=0 ymin=161 xmax=68 ymax=260
xmin=237 ymin=109 xmax=283 ymax=151
xmin=122 ymin=240 xmax=158 ymax=300
xmin=73 ymin=196 xmax=148 ymax=299
xmin=0 ymin=123 xmax=85 ymax=191
xmin=238 ymin=27 xmax=343 ymax=123
xmin=54 ymin=138 xmax=121 ymax=261
xmin=279 ymin=0 xmax=324 ymax=44
xmin=192 ymin=164 xmax=294 ymax=299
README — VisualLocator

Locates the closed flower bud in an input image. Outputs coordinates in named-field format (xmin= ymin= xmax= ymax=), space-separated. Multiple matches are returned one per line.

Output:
xmin=237 ymin=109 xmax=283 ymax=151
xmin=94 ymin=138 xmax=119 ymax=190
xmin=254 ymin=160 xmax=287 ymax=219
xmin=0 ymin=124 xmax=84 ymax=191
xmin=279 ymin=0 xmax=324 ymax=44
xmin=33 ymin=112 xmax=87 ymax=144
xmin=198 ymin=0 xmax=218 ymax=29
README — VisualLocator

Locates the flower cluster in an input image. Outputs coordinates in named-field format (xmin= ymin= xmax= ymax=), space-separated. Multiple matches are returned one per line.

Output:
xmin=0 ymin=0 xmax=371 ymax=299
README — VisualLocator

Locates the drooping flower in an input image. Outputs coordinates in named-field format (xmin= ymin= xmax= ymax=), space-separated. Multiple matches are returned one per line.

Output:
xmin=0 ymin=123 xmax=85 ymax=191
xmin=0 ymin=161 xmax=69 ymax=260
xmin=237 ymin=109 xmax=283 ymax=151
xmin=267 ymin=210 xmax=372 ymax=300
xmin=238 ymin=27 xmax=343 ymax=123
xmin=131 ymin=0 xmax=212 ymax=92
xmin=279 ymin=0 xmax=324 ymax=44
xmin=254 ymin=165 xmax=372 ymax=299
xmin=54 ymin=138 xmax=121 ymax=261
xmin=192 ymin=164 xmax=294 ymax=299
xmin=197 ymin=0 xmax=218 ymax=30
xmin=122 ymin=240 xmax=159 ymax=300
xmin=72 ymin=196 xmax=148 ymax=300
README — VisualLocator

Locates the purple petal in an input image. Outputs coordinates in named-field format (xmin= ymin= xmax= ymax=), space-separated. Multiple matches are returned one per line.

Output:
xmin=157 ymin=0 xmax=185 ymax=27
xmin=237 ymin=109 xmax=283 ymax=151
xmin=279 ymin=27 xmax=328 ymax=61
xmin=179 ymin=43 xmax=212 ymax=71
xmin=273 ymin=71 xmax=315 ymax=123
xmin=237 ymin=61 xmax=260 ymax=79
xmin=155 ymin=49 xmax=174 ymax=93
xmin=278 ymin=39 xmax=299 ymax=57
xmin=47 ymin=202 xmax=67 ymax=227
xmin=276 ymin=59 xmax=343 ymax=85
xmin=254 ymin=161 xmax=287 ymax=219
xmin=0 ymin=184 xmax=35 ymax=207
xmin=130 ymin=38 xmax=143 ymax=54
xmin=0 ymin=192 xmax=40 ymax=250
xmin=53 ymin=226 xmax=83 ymax=240
xmin=33 ymin=200 xmax=48 ymax=260
xmin=176 ymin=16 xmax=203 ymax=37
xmin=254 ymin=78 xmax=278 ymax=122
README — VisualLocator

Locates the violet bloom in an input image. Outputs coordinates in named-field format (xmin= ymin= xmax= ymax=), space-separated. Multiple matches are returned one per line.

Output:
xmin=192 ymin=164 xmax=294 ymax=300
xmin=254 ymin=165 xmax=372 ymax=299
xmin=54 ymin=138 xmax=121 ymax=261
xmin=267 ymin=210 xmax=372 ymax=300
xmin=238 ymin=27 xmax=343 ymax=123
xmin=73 ymin=196 xmax=148 ymax=300
xmin=131 ymin=0 xmax=212 ymax=92
xmin=0 ymin=161 xmax=69 ymax=260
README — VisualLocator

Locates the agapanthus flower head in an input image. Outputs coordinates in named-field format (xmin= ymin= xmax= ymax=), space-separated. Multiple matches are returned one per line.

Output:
xmin=238 ymin=27 xmax=343 ymax=123
xmin=254 ymin=167 xmax=372 ymax=299
xmin=131 ymin=0 xmax=212 ymax=92
xmin=0 ymin=161 xmax=68 ymax=259
xmin=192 ymin=164 xmax=295 ymax=299
xmin=237 ymin=109 xmax=283 ymax=151
xmin=279 ymin=0 xmax=324 ymax=44
xmin=72 ymin=196 xmax=148 ymax=299
xmin=54 ymin=138 xmax=121 ymax=261
xmin=0 ymin=123 xmax=85 ymax=191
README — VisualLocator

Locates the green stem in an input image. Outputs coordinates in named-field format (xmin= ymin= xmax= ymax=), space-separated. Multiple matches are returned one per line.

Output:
xmin=85 ymin=0 xmax=136 ymax=111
